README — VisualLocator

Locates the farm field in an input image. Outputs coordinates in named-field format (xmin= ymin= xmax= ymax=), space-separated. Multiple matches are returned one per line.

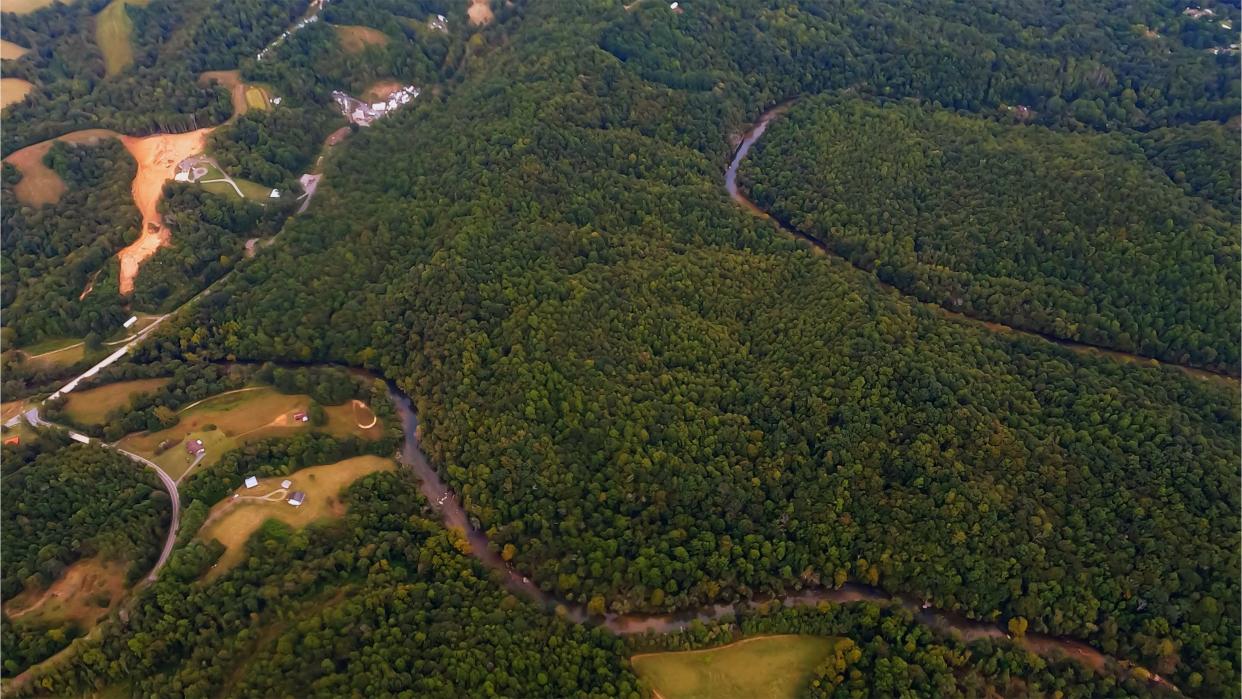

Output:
xmin=334 ymin=24 xmax=389 ymax=53
xmin=4 ymin=558 xmax=129 ymax=632
xmin=61 ymin=378 xmax=171 ymax=425
xmin=2 ymin=78 xmax=35 ymax=110
xmin=115 ymin=387 xmax=382 ymax=480
xmin=96 ymin=0 xmax=142 ymax=76
xmin=243 ymin=85 xmax=270 ymax=111
xmin=631 ymin=635 xmax=839 ymax=699
xmin=197 ymin=455 xmax=395 ymax=577
xmin=1 ymin=39 xmax=29 ymax=59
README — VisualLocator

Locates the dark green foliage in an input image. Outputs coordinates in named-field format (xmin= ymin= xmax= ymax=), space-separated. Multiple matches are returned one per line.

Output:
xmin=1 ymin=140 xmax=137 ymax=345
xmin=742 ymin=96 xmax=1240 ymax=370
xmin=1 ymin=615 xmax=83 ymax=679
xmin=1137 ymin=120 xmax=1241 ymax=217
xmin=30 ymin=472 xmax=641 ymax=698
xmin=207 ymin=107 xmax=335 ymax=189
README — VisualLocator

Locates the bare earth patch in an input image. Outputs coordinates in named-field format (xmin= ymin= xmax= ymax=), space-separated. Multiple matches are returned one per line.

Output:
xmin=6 ymin=558 xmax=128 ymax=629
xmin=362 ymin=80 xmax=404 ymax=102
xmin=1 ymin=39 xmax=29 ymax=59
xmin=116 ymin=128 xmax=211 ymax=294
xmin=2 ymin=77 xmax=35 ymax=110
xmin=468 ymin=0 xmax=494 ymax=25
xmin=334 ymin=24 xmax=390 ymax=53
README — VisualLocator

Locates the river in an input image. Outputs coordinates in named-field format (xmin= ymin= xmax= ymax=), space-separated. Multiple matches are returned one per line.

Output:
xmin=726 ymin=103 xmax=1236 ymax=388
xmin=384 ymin=385 xmax=1176 ymax=691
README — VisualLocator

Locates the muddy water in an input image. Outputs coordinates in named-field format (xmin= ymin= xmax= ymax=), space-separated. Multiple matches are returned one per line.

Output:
xmin=384 ymin=386 xmax=1176 ymax=691
xmin=727 ymin=104 xmax=1237 ymax=388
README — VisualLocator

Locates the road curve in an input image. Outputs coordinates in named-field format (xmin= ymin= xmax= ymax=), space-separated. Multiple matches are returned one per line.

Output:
xmin=726 ymin=103 xmax=1236 ymax=386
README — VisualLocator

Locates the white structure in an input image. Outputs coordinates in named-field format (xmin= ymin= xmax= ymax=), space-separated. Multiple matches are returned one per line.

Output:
xmin=287 ymin=491 xmax=306 ymax=507
xmin=429 ymin=14 xmax=448 ymax=32
xmin=332 ymin=86 xmax=420 ymax=127
xmin=281 ymin=479 xmax=293 ymax=489
xmin=174 ymin=171 xmax=190 ymax=182
xmin=272 ymin=97 xmax=283 ymax=105
xmin=70 ymin=432 xmax=91 ymax=444
xmin=244 ymin=476 xmax=259 ymax=489
xmin=269 ymin=189 xmax=281 ymax=199
xmin=123 ymin=316 xmax=138 ymax=328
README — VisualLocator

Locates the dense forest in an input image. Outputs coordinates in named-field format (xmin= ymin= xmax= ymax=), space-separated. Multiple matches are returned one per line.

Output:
xmin=1 ymin=138 xmax=136 ymax=345
xmin=3 ymin=0 xmax=1238 ymax=696
xmin=741 ymin=95 xmax=1240 ymax=370
xmin=127 ymin=0 xmax=1237 ymax=694
xmin=1 ymin=437 xmax=170 ymax=675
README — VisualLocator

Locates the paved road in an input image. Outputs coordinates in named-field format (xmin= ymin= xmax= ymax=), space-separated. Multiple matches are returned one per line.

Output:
xmin=46 ymin=314 xmax=169 ymax=402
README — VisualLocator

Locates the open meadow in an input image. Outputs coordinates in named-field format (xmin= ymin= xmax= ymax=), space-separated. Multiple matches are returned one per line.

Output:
xmin=632 ymin=635 xmax=839 ymax=699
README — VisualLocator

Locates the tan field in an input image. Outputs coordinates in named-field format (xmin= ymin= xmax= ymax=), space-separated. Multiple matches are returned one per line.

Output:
xmin=116 ymin=128 xmax=211 ymax=294
xmin=62 ymin=378 xmax=170 ymax=425
xmin=4 ymin=129 xmax=118 ymax=206
xmin=1 ymin=39 xmax=29 ymax=60
xmin=5 ymin=558 xmax=128 ymax=630
xmin=2 ymin=78 xmax=35 ymax=110
xmin=632 ymin=635 xmax=841 ymax=699
xmin=4 ymin=0 xmax=55 ymax=13
xmin=468 ymin=0 xmax=494 ymax=25
xmin=198 ymin=455 xmax=395 ymax=577
xmin=334 ymin=24 xmax=389 ymax=53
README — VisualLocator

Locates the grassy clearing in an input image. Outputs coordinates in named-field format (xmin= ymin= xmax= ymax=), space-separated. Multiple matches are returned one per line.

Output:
xmin=5 ymin=558 xmax=128 ymax=630
xmin=62 ymin=378 xmax=170 ymax=425
xmin=23 ymin=342 xmax=87 ymax=370
xmin=2 ymin=421 xmax=37 ymax=446
xmin=333 ymin=24 xmax=389 ymax=53
xmin=632 ymin=635 xmax=840 ymax=699
xmin=198 ymin=455 xmax=395 ymax=577
xmin=116 ymin=387 xmax=381 ymax=480
xmin=2 ymin=78 xmax=35 ymax=110
xmin=96 ymin=0 xmax=135 ymax=76
xmin=236 ymin=178 xmax=274 ymax=200
xmin=1 ymin=39 xmax=29 ymax=60
xmin=243 ymin=85 xmax=269 ymax=111
xmin=4 ymin=0 xmax=55 ymax=13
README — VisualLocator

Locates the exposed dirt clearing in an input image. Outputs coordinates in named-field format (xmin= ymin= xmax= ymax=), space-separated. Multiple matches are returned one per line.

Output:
xmin=468 ymin=0 xmax=494 ymax=25
xmin=2 ymin=77 xmax=35 ymax=110
xmin=334 ymin=24 xmax=389 ymax=53
xmin=362 ymin=80 xmax=404 ymax=101
xmin=116 ymin=128 xmax=211 ymax=294
xmin=1 ymin=39 xmax=29 ymax=59
xmin=6 ymin=558 xmax=128 ymax=627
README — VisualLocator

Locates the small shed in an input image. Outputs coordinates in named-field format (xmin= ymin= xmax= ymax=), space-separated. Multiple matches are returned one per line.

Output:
xmin=123 ymin=316 xmax=139 ymax=328
xmin=244 ymin=476 xmax=259 ymax=489
xmin=287 ymin=491 xmax=306 ymax=507
xmin=293 ymin=411 xmax=309 ymax=423
xmin=186 ymin=439 xmax=205 ymax=455
xmin=281 ymin=479 xmax=293 ymax=489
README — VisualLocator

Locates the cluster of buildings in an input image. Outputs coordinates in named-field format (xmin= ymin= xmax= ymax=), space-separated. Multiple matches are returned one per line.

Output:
xmin=332 ymin=85 xmax=421 ymax=127
xmin=243 ymin=475 xmax=306 ymax=507
xmin=428 ymin=14 xmax=448 ymax=33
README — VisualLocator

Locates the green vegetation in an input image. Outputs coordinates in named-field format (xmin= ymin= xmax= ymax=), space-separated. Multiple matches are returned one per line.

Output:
xmin=633 ymin=635 xmax=838 ymax=699
xmin=1 ymin=438 xmax=170 ymax=675
xmin=96 ymin=0 xmax=142 ymax=77
xmin=742 ymin=95 xmax=1240 ymax=371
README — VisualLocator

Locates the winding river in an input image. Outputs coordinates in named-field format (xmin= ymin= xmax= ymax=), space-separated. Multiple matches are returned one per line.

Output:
xmin=384 ymin=386 xmax=1176 ymax=692
xmin=726 ymin=104 xmax=1236 ymax=388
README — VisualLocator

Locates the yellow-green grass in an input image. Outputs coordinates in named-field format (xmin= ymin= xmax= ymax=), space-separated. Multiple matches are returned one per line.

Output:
xmin=116 ymin=387 xmax=382 ymax=480
xmin=4 ymin=0 xmax=55 ymax=13
xmin=632 ymin=635 xmax=840 ymax=699
xmin=1 ymin=39 xmax=29 ymax=60
xmin=333 ymin=24 xmax=389 ymax=54
xmin=62 ymin=378 xmax=170 ymax=425
xmin=23 ymin=341 xmax=87 ymax=370
xmin=237 ymin=177 xmax=274 ymax=200
xmin=243 ymin=85 xmax=270 ymax=111
xmin=96 ymin=0 xmax=135 ymax=76
xmin=197 ymin=455 xmax=395 ymax=577
xmin=5 ymin=558 xmax=128 ymax=630
xmin=2 ymin=78 xmax=35 ymax=110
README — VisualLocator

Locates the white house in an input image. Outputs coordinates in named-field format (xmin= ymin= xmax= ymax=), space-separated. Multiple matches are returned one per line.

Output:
xmin=287 ymin=491 xmax=306 ymax=507
xmin=123 ymin=316 xmax=138 ymax=328
xmin=244 ymin=476 xmax=259 ymax=489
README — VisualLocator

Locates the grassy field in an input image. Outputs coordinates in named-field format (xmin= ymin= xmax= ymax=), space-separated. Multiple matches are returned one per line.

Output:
xmin=2 ymin=78 xmax=35 ymax=110
xmin=1 ymin=39 xmax=29 ymax=60
xmin=2 ymin=420 xmax=37 ymax=446
xmin=632 ymin=635 xmax=840 ymax=699
xmin=236 ymin=178 xmax=274 ymax=200
xmin=96 ymin=0 xmax=135 ymax=76
xmin=23 ymin=341 xmax=87 ymax=370
xmin=4 ymin=0 xmax=55 ymax=13
xmin=62 ymin=378 xmax=170 ymax=425
xmin=243 ymin=85 xmax=270 ymax=111
xmin=334 ymin=24 xmax=389 ymax=53
xmin=5 ymin=558 xmax=128 ymax=631
xmin=197 ymin=455 xmax=395 ymax=577
xmin=116 ymin=387 xmax=382 ymax=481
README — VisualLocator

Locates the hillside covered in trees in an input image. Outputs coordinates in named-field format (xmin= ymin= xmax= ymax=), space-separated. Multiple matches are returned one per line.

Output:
xmin=3 ymin=0 xmax=1238 ymax=696
xmin=741 ymin=95 xmax=1240 ymax=370
xmin=116 ymin=0 xmax=1237 ymax=695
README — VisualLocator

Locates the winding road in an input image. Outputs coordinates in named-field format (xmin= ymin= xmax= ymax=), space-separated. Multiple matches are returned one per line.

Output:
xmin=726 ymin=103 xmax=1236 ymax=387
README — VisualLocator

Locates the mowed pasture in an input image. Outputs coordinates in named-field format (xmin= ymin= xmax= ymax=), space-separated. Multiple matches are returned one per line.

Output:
xmin=116 ymin=387 xmax=383 ymax=480
xmin=4 ymin=557 xmax=129 ymax=631
xmin=334 ymin=24 xmax=389 ymax=53
xmin=2 ymin=78 xmax=35 ymax=110
xmin=96 ymin=0 xmax=150 ymax=76
xmin=62 ymin=378 xmax=171 ymax=425
xmin=197 ymin=455 xmax=395 ymax=577
xmin=1 ymin=39 xmax=29 ymax=60
xmin=632 ymin=635 xmax=840 ymax=699
xmin=244 ymin=85 xmax=270 ymax=111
